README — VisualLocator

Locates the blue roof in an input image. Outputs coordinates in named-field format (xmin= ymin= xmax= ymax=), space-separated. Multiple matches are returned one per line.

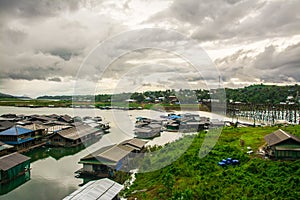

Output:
xmin=168 ymin=115 xmax=182 ymax=119
xmin=4 ymin=137 xmax=34 ymax=145
xmin=0 ymin=126 xmax=33 ymax=136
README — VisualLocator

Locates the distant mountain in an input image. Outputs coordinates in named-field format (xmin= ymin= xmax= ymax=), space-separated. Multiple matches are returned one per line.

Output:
xmin=0 ymin=92 xmax=31 ymax=100
xmin=0 ymin=92 xmax=17 ymax=99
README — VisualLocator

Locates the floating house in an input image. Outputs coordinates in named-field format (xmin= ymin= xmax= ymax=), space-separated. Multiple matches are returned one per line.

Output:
xmin=0 ymin=167 xmax=30 ymax=195
xmin=0 ymin=152 xmax=30 ymax=183
xmin=0 ymin=121 xmax=14 ymax=132
xmin=166 ymin=121 xmax=180 ymax=132
xmin=134 ymin=118 xmax=162 ymax=138
xmin=119 ymin=138 xmax=147 ymax=153
xmin=63 ymin=178 xmax=123 ymax=200
xmin=28 ymin=115 xmax=54 ymax=123
xmin=264 ymin=129 xmax=300 ymax=159
xmin=78 ymin=138 xmax=146 ymax=177
xmin=134 ymin=126 xmax=161 ymax=139
xmin=48 ymin=124 xmax=102 ymax=147
xmin=78 ymin=144 xmax=132 ymax=177
xmin=179 ymin=121 xmax=207 ymax=132
xmin=0 ymin=126 xmax=35 ymax=150
xmin=165 ymin=113 xmax=210 ymax=132
xmin=21 ymin=123 xmax=48 ymax=140
xmin=58 ymin=115 xmax=73 ymax=123
xmin=43 ymin=121 xmax=72 ymax=135
xmin=0 ymin=141 xmax=14 ymax=156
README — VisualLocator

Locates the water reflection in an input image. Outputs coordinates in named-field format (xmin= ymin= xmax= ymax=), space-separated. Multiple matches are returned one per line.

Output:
xmin=0 ymin=171 xmax=30 ymax=195
xmin=25 ymin=144 xmax=86 ymax=162
xmin=77 ymin=177 xmax=97 ymax=187
xmin=0 ymin=107 xmax=188 ymax=199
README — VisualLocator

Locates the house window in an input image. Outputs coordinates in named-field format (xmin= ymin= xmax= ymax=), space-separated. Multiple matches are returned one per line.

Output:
xmin=54 ymin=138 xmax=61 ymax=142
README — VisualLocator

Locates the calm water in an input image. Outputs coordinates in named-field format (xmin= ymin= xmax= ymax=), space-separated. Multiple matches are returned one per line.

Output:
xmin=0 ymin=106 xmax=233 ymax=199
xmin=0 ymin=106 xmax=184 ymax=200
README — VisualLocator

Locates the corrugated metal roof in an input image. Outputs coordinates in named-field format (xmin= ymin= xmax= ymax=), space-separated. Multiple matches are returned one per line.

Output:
xmin=81 ymin=145 xmax=115 ymax=160
xmin=30 ymin=115 xmax=54 ymax=122
xmin=134 ymin=128 xmax=153 ymax=133
xmin=59 ymin=115 xmax=73 ymax=122
xmin=22 ymin=123 xmax=48 ymax=131
xmin=0 ymin=152 xmax=30 ymax=171
xmin=54 ymin=124 xmax=99 ymax=140
xmin=81 ymin=143 xmax=135 ymax=165
xmin=0 ymin=126 xmax=32 ymax=136
xmin=63 ymin=178 xmax=123 ymax=200
xmin=264 ymin=129 xmax=300 ymax=146
xmin=0 ymin=121 xmax=14 ymax=131
xmin=100 ymin=145 xmax=132 ymax=163
xmin=120 ymin=138 xmax=147 ymax=150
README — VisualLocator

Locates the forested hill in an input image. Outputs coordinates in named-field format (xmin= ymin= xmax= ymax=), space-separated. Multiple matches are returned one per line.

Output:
xmin=0 ymin=92 xmax=19 ymax=98
xmin=225 ymin=84 xmax=300 ymax=104
xmin=6 ymin=84 xmax=300 ymax=105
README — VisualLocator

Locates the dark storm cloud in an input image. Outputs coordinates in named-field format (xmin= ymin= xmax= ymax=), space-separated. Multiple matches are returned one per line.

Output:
xmin=47 ymin=48 xmax=82 ymax=61
xmin=0 ymin=0 xmax=299 ymax=94
xmin=3 ymin=66 xmax=60 ymax=81
xmin=253 ymin=43 xmax=300 ymax=82
xmin=216 ymin=42 xmax=300 ymax=83
xmin=151 ymin=0 xmax=300 ymax=43
xmin=0 ymin=0 xmax=80 ymax=19
xmin=0 ymin=0 xmax=126 ymax=82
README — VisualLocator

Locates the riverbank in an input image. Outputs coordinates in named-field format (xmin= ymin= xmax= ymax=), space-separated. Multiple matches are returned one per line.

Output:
xmin=123 ymin=125 xmax=300 ymax=199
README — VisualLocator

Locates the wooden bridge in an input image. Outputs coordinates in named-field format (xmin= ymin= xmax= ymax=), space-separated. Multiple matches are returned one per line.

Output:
xmin=227 ymin=103 xmax=300 ymax=125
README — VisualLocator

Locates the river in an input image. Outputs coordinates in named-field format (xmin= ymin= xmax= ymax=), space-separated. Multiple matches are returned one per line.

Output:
xmin=0 ymin=106 xmax=192 ymax=200
xmin=0 ymin=106 xmax=239 ymax=199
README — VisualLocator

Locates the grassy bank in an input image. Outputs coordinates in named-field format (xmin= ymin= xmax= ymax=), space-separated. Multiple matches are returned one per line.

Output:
xmin=0 ymin=99 xmax=72 ymax=107
xmin=123 ymin=125 xmax=300 ymax=199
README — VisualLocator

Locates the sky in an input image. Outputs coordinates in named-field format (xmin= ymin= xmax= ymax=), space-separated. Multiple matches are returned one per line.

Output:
xmin=0 ymin=0 xmax=299 ymax=98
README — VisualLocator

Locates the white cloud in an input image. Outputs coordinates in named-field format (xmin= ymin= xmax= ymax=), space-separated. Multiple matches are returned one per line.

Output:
xmin=0 ymin=0 xmax=299 ymax=97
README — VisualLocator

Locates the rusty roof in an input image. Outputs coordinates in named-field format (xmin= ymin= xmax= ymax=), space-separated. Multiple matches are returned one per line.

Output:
xmin=55 ymin=124 xmax=99 ymax=140
xmin=100 ymin=145 xmax=133 ymax=163
xmin=22 ymin=123 xmax=48 ymax=131
xmin=0 ymin=152 xmax=30 ymax=171
xmin=264 ymin=129 xmax=300 ymax=146
xmin=81 ymin=142 xmax=140 ymax=164
xmin=120 ymin=138 xmax=147 ymax=150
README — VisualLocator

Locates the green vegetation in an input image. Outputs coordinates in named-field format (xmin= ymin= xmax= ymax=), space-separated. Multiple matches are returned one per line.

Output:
xmin=1 ymin=84 xmax=299 ymax=108
xmin=37 ymin=95 xmax=72 ymax=101
xmin=0 ymin=92 xmax=18 ymax=99
xmin=0 ymin=99 xmax=72 ymax=107
xmin=123 ymin=125 xmax=300 ymax=199
xmin=226 ymin=84 xmax=300 ymax=104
